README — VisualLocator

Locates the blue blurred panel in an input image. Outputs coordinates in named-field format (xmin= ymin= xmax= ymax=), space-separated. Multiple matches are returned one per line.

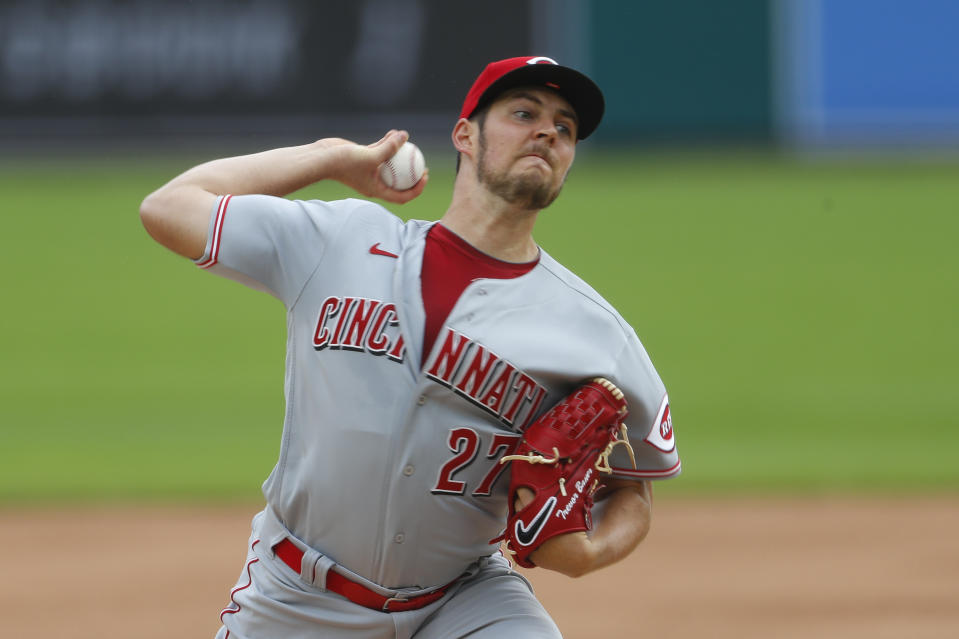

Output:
xmin=823 ymin=0 xmax=959 ymax=109
xmin=779 ymin=0 xmax=959 ymax=147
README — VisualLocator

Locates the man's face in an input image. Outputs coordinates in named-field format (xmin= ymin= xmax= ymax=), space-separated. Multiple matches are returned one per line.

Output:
xmin=474 ymin=87 xmax=578 ymax=211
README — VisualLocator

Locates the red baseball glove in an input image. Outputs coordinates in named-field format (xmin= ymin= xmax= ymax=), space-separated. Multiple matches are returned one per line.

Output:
xmin=492 ymin=378 xmax=636 ymax=568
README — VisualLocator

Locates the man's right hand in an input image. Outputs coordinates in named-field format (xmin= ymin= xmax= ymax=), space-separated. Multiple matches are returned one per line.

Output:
xmin=323 ymin=130 xmax=428 ymax=204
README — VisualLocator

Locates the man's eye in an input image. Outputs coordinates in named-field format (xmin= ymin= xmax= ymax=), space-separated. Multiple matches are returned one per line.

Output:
xmin=514 ymin=110 xmax=532 ymax=119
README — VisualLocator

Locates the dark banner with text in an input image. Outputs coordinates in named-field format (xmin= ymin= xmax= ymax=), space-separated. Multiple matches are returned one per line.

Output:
xmin=0 ymin=0 xmax=536 ymax=128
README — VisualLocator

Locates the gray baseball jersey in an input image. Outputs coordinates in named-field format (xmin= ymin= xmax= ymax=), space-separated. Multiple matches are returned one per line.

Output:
xmin=197 ymin=194 xmax=680 ymax=591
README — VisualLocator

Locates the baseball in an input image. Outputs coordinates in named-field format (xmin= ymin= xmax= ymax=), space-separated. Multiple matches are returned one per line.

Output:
xmin=379 ymin=141 xmax=426 ymax=190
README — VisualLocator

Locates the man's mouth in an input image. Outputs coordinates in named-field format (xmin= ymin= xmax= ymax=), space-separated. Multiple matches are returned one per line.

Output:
xmin=521 ymin=151 xmax=552 ymax=168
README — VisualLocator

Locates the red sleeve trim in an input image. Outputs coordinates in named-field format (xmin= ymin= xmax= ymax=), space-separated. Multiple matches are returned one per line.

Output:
xmin=609 ymin=459 xmax=682 ymax=479
xmin=197 ymin=194 xmax=231 ymax=269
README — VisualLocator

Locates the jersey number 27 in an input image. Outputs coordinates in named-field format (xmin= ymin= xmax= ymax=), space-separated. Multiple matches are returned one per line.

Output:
xmin=431 ymin=428 xmax=521 ymax=496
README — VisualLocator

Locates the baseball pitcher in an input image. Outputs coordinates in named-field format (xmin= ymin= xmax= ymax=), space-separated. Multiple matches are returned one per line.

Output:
xmin=141 ymin=56 xmax=681 ymax=638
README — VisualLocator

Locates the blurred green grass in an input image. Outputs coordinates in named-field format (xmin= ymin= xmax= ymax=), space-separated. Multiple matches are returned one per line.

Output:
xmin=1 ymin=148 xmax=957 ymax=502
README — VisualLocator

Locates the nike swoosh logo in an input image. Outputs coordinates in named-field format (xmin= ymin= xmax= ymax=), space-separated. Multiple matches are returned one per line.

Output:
xmin=514 ymin=496 xmax=557 ymax=547
xmin=369 ymin=243 xmax=399 ymax=258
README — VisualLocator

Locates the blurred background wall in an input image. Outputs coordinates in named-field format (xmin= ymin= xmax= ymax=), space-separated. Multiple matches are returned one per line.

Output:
xmin=2 ymin=0 xmax=958 ymax=153
xmin=2 ymin=1 xmax=957 ymax=503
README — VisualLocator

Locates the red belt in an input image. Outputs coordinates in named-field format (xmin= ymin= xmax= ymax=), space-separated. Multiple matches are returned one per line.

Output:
xmin=272 ymin=538 xmax=452 ymax=612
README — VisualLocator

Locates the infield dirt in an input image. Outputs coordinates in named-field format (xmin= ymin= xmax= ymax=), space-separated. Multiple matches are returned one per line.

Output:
xmin=2 ymin=496 xmax=956 ymax=638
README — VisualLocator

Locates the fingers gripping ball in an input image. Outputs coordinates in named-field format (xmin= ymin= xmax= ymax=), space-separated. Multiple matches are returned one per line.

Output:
xmin=379 ymin=141 xmax=426 ymax=190
xmin=492 ymin=378 xmax=637 ymax=568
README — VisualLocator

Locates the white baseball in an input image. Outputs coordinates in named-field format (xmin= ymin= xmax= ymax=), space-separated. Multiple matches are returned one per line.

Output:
xmin=379 ymin=141 xmax=426 ymax=191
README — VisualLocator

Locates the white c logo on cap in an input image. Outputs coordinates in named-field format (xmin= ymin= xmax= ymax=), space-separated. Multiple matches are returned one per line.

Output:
xmin=526 ymin=56 xmax=558 ymax=65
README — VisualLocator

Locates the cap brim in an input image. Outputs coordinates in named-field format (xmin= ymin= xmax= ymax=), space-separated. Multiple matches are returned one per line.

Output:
xmin=471 ymin=64 xmax=605 ymax=140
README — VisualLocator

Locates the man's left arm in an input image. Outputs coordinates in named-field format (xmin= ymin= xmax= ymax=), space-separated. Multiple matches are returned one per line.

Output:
xmin=517 ymin=479 xmax=653 ymax=578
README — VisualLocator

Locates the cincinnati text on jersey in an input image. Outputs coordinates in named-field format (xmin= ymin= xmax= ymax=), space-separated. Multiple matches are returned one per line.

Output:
xmin=311 ymin=297 xmax=549 ymax=432
xmin=425 ymin=327 xmax=548 ymax=432
xmin=312 ymin=296 xmax=406 ymax=361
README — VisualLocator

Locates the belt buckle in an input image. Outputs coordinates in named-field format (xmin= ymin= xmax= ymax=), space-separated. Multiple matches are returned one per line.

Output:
xmin=382 ymin=595 xmax=409 ymax=612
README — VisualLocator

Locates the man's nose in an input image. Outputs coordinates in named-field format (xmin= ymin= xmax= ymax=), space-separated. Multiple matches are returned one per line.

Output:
xmin=535 ymin=122 xmax=557 ymax=142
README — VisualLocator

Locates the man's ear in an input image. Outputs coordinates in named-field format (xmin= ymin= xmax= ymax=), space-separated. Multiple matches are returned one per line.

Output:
xmin=451 ymin=118 xmax=476 ymax=157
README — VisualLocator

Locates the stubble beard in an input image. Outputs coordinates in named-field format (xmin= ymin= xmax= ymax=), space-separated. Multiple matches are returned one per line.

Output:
xmin=475 ymin=132 xmax=564 ymax=211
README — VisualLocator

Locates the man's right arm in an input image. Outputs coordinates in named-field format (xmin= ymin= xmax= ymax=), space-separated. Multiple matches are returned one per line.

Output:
xmin=139 ymin=131 xmax=427 ymax=260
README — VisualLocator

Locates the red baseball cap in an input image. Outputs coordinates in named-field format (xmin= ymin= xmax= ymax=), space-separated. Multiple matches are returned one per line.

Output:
xmin=459 ymin=56 xmax=605 ymax=140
